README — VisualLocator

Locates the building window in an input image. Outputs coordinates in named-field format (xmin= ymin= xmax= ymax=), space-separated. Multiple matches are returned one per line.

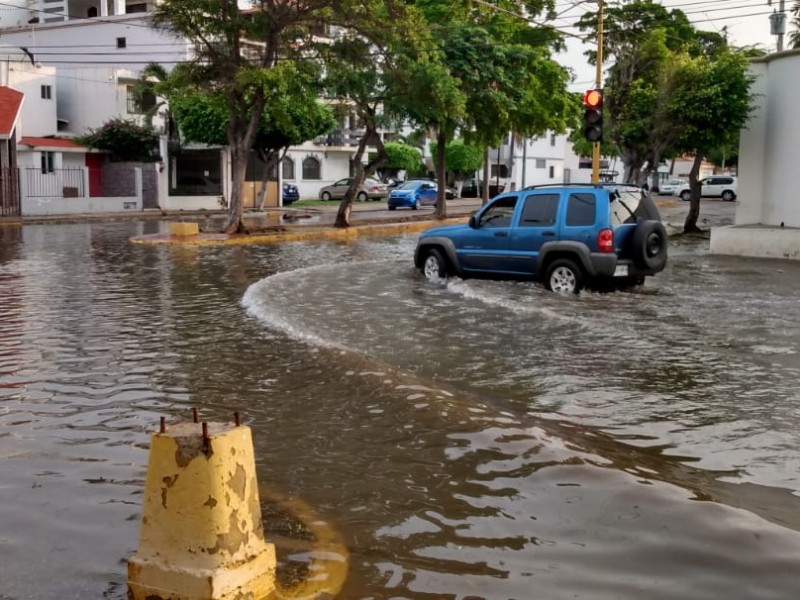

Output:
xmin=550 ymin=133 xmax=556 ymax=146
xmin=282 ymin=157 xmax=295 ymax=180
xmin=535 ymin=159 xmax=546 ymax=169
xmin=117 ymin=37 xmax=127 ymax=49
xmin=302 ymin=156 xmax=321 ymax=180
xmin=40 ymin=152 xmax=55 ymax=174
xmin=126 ymin=85 xmax=156 ymax=114
xmin=41 ymin=85 xmax=52 ymax=100
xmin=490 ymin=164 xmax=509 ymax=178
xmin=549 ymin=165 xmax=555 ymax=179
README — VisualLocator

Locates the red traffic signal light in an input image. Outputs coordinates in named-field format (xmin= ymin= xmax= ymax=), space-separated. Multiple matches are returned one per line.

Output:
xmin=582 ymin=89 xmax=603 ymax=142
xmin=583 ymin=89 xmax=603 ymax=109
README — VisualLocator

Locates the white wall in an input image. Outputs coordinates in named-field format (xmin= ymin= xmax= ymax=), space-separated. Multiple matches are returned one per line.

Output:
xmin=0 ymin=60 xmax=58 ymax=137
xmin=736 ymin=50 xmax=800 ymax=227
xmin=56 ymin=66 xmax=165 ymax=135
xmin=285 ymin=147 xmax=351 ymax=199
xmin=0 ymin=15 xmax=192 ymax=69
xmin=513 ymin=133 xmax=567 ymax=189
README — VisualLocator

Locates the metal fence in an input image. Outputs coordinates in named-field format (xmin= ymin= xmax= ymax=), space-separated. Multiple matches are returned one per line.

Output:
xmin=0 ymin=167 xmax=20 ymax=216
xmin=25 ymin=168 xmax=85 ymax=198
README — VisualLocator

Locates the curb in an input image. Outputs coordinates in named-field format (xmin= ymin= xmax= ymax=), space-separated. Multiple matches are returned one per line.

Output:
xmin=130 ymin=216 xmax=469 ymax=246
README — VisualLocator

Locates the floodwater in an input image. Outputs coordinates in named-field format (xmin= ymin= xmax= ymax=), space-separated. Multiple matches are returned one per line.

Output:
xmin=1 ymin=220 xmax=800 ymax=599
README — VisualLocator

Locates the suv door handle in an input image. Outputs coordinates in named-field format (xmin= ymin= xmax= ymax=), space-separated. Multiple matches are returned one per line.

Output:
xmin=494 ymin=231 xmax=508 ymax=237
xmin=542 ymin=231 xmax=556 ymax=236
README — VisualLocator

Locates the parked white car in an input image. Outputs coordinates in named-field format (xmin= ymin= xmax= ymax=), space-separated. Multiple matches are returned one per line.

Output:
xmin=659 ymin=179 xmax=686 ymax=195
xmin=676 ymin=176 xmax=738 ymax=202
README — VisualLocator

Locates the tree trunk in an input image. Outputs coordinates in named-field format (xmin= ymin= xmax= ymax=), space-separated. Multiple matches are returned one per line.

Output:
xmin=223 ymin=93 xmax=265 ymax=235
xmin=455 ymin=179 xmax=463 ymax=198
xmin=434 ymin=128 xmax=447 ymax=220
xmin=683 ymin=154 xmax=703 ymax=233
xmin=256 ymin=148 xmax=279 ymax=210
xmin=224 ymin=145 xmax=248 ymax=234
xmin=482 ymin=148 xmax=490 ymax=205
xmin=334 ymin=117 xmax=388 ymax=228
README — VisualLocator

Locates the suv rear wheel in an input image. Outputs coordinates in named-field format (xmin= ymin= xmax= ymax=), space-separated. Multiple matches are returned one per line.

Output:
xmin=680 ymin=190 xmax=691 ymax=202
xmin=422 ymin=248 xmax=448 ymax=280
xmin=545 ymin=259 xmax=583 ymax=294
xmin=721 ymin=190 xmax=736 ymax=202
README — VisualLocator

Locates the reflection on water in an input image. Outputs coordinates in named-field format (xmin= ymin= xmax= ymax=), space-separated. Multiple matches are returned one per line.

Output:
xmin=1 ymin=222 xmax=800 ymax=599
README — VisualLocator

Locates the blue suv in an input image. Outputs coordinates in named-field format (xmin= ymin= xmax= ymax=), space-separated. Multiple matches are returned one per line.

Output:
xmin=414 ymin=184 xmax=668 ymax=293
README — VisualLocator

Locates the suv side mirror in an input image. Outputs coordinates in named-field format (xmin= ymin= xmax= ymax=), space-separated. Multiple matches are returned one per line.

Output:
xmin=468 ymin=215 xmax=477 ymax=228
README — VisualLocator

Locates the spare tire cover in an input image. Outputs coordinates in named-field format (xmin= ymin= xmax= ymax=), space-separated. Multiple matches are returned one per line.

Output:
xmin=631 ymin=220 xmax=668 ymax=271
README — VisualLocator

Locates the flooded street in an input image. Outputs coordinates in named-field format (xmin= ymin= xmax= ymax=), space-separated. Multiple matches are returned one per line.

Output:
xmin=2 ymin=216 xmax=800 ymax=599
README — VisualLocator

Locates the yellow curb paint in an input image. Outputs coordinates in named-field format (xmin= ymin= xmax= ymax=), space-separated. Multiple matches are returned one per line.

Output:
xmin=130 ymin=218 xmax=469 ymax=247
xmin=128 ymin=422 xmax=276 ymax=600
xmin=170 ymin=222 xmax=201 ymax=237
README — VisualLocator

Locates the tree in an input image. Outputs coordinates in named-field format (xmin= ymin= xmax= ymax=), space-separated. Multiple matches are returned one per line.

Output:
xmin=577 ymin=1 xmax=727 ymax=186
xmin=318 ymin=0 xmax=430 ymax=227
xmin=78 ymin=119 xmax=159 ymax=162
xmin=401 ymin=4 xmax=572 ymax=217
xmin=371 ymin=141 xmax=423 ymax=180
xmin=669 ymin=49 xmax=755 ymax=232
xmin=154 ymin=0 xmax=336 ymax=234
xmin=791 ymin=1 xmax=800 ymax=48
xmin=429 ymin=139 xmax=482 ymax=197
xmin=162 ymin=63 xmax=336 ymax=209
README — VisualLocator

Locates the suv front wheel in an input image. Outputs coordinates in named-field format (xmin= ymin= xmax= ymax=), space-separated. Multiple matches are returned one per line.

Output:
xmin=422 ymin=248 xmax=448 ymax=280
xmin=545 ymin=259 xmax=584 ymax=294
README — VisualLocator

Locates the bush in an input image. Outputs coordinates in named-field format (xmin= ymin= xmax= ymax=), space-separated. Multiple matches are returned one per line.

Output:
xmin=78 ymin=119 xmax=159 ymax=162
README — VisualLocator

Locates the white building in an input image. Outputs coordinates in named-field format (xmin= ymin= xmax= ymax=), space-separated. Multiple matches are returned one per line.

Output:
xmin=711 ymin=49 xmax=800 ymax=260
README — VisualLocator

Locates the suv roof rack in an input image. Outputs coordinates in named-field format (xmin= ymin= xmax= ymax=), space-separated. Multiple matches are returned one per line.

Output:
xmin=521 ymin=182 xmax=646 ymax=191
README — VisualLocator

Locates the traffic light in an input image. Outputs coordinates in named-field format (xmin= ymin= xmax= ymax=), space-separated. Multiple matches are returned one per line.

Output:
xmin=582 ymin=89 xmax=603 ymax=142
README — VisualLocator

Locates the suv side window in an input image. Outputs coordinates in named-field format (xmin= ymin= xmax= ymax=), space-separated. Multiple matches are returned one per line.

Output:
xmin=519 ymin=193 xmax=559 ymax=227
xmin=566 ymin=193 xmax=596 ymax=226
xmin=479 ymin=196 xmax=518 ymax=228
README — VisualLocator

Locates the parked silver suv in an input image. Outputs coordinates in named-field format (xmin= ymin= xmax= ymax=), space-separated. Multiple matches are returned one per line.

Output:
xmin=676 ymin=176 xmax=737 ymax=202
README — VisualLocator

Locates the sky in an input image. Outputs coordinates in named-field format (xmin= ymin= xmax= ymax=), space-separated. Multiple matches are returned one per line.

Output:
xmin=552 ymin=0 xmax=789 ymax=91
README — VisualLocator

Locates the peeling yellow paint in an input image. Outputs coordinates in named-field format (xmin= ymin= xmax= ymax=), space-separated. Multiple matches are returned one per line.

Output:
xmin=128 ymin=422 xmax=276 ymax=600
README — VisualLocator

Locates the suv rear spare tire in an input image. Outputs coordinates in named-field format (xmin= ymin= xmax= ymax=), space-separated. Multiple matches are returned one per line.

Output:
xmin=631 ymin=220 xmax=668 ymax=271
xmin=545 ymin=258 xmax=584 ymax=294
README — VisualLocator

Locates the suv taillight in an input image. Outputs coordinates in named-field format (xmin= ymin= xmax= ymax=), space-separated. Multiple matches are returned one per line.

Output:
xmin=598 ymin=228 xmax=614 ymax=253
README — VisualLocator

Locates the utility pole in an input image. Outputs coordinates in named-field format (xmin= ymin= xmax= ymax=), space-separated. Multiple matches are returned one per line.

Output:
xmin=769 ymin=0 xmax=787 ymax=52
xmin=592 ymin=0 xmax=604 ymax=183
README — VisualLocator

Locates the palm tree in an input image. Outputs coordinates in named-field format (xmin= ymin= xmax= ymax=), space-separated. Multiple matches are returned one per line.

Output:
xmin=791 ymin=1 xmax=800 ymax=49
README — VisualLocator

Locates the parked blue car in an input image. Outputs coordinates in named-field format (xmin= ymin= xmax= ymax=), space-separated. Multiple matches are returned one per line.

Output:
xmin=282 ymin=182 xmax=299 ymax=205
xmin=387 ymin=180 xmax=437 ymax=210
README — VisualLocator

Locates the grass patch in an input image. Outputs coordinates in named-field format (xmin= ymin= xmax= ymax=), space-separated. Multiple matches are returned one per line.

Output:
xmin=287 ymin=198 xmax=387 ymax=209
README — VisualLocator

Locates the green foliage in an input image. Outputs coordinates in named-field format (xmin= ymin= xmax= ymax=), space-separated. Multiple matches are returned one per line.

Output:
xmin=163 ymin=62 xmax=336 ymax=154
xmin=670 ymin=49 xmax=755 ymax=157
xmin=792 ymin=1 xmax=800 ymax=49
xmin=77 ymin=119 xmax=159 ymax=162
xmin=429 ymin=140 xmax=483 ymax=178
xmin=381 ymin=142 xmax=423 ymax=173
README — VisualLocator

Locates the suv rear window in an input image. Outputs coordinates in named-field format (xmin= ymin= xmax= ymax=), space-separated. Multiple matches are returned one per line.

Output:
xmin=609 ymin=188 xmax=659 ymax=225
xmin=566 ymin=193 xmax=596 ymax=226
xmin=519 ymin=193 xmax=559 ymax=226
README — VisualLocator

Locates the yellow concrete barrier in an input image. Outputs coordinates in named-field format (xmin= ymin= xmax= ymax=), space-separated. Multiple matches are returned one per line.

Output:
xmin=128 ymin=419 xmax=276 ymax=600
xmin=170 ymin=222 xmax=200 ymax=237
